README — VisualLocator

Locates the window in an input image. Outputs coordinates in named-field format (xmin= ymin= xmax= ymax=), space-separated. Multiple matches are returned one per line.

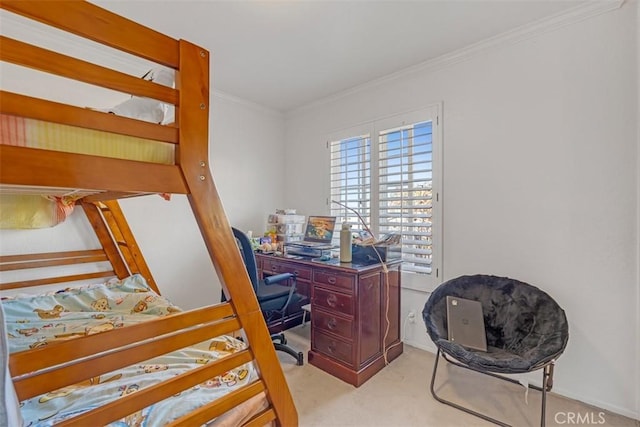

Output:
xmin=329 ymin=106 xmax=442 ymax=291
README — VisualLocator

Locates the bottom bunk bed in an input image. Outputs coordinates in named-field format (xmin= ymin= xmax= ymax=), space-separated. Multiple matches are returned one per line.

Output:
xmin=1 ymin=273 xmax=272 ymax=427
xmin=0 ymin=202 xmax=290 ymax=427
xmin=2 ymin=274 xmax=268 ymax=426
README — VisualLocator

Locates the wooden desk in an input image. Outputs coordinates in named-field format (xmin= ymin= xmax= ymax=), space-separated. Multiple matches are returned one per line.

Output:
xmin=256 ymin=253 xmax=403 ymax=387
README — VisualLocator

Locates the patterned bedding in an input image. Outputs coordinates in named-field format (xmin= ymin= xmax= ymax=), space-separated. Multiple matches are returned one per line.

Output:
xmin=1 ymin=275 xmax=257 ymax=426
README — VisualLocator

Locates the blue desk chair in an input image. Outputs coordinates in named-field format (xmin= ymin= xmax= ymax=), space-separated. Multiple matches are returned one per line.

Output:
xmin=230 ymin=227 xmax=304 ymax=365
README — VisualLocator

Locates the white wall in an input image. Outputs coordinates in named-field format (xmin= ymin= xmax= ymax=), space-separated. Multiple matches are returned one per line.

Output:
xmin=119 ymin=92 xmax=286 ymax=308
xmin=0 ymin=93 xmax=285 ymax=310
xmin=284 ymin=2 xmax=639 ymax=420
xmin=208 ymin=92 xmax=287 ymax=234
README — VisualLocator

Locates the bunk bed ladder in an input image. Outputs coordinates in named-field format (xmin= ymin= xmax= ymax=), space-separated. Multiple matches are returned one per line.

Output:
xmin=81 ymin=200 xmax=160 ymax=294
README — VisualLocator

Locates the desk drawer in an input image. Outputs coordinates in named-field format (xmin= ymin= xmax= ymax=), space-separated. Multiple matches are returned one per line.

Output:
xmin=313 ymin=286 xmax=354 ymax=316
xmin=262 ymin=259 xmax=312 ymax=281
xmin=313 ymin=270 xmax=354 ymax=292
xmin=313 ymin=308 xmax=353 ymax=339
xmin=312 ymin=329 xmax=353 ymax=366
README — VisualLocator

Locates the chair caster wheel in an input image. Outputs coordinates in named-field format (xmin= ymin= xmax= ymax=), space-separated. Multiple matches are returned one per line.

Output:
xmin=296 ymin=352 xmax=304 ymax=366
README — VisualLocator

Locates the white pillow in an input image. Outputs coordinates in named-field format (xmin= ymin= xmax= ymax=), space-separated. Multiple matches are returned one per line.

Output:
xmin=106 ymin=67 xmax=175 ymax=124
xmin=109 ymin=97 xmax=167 ymax=124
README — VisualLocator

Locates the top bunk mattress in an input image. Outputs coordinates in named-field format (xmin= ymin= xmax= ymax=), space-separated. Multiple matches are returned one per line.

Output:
xmin=1 ymin=113 xmax=175 ymax=165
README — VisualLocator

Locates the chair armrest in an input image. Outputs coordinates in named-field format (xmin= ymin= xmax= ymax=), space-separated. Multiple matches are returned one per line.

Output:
xmin=264 ymin=273 xmax=298 ymax=314
xmin=263 ymin=272 xmax=295 ymax=286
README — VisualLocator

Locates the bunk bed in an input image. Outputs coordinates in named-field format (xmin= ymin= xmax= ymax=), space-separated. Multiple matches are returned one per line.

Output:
xmin=0 ymin=1 xmax=298 ymax=426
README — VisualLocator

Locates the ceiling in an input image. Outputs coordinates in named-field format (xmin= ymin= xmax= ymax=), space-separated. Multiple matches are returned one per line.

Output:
xmin=89 ymin=1 xmax=591 ymax=112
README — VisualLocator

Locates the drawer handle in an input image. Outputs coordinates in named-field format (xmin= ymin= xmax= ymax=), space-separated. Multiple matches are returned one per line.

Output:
xmin=326 ymin=293 xmax=338 ymax=307
xmin=328 ymin=277 xmax=337 ymax=285
xmin=327 ymin=342 xmax=336 ymax=353
xmin=327 ymin=318 xmax=337 ymax=330
xmin=271 ymin=266 xmax=278 ymax=271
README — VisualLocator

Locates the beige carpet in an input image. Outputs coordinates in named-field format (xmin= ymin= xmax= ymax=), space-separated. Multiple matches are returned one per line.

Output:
xmin=278 ymin=326 xmax=638 ymax=427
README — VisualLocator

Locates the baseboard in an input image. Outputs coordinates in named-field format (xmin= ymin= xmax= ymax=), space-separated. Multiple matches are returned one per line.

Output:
xmin=404 ymin=337 xmax=436 ymax=354
xmin=549 ymin=386 xmax=640 ymax=422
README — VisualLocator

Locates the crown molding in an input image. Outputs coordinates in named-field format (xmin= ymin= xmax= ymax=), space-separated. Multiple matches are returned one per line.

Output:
xmin=287 ymin=0 xmax=625 ymax=118
xmin=212 ymin=89 xmax=284 ymax=118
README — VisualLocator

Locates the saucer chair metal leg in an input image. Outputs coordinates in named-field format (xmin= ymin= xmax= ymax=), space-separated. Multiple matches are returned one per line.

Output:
xmin=541 ymin=367 xmax=547 ymax=427
xmin=430 ymin=349 xmax=555 ymax=427
xmin=540 ymin=362 xmax=555 ymax=427
xmin=429 ymin=349 xmax=510 ymax=427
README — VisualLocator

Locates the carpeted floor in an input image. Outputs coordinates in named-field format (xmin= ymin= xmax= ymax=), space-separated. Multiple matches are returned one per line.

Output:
xmin=277 ymin=326 xmax=638 ymax=427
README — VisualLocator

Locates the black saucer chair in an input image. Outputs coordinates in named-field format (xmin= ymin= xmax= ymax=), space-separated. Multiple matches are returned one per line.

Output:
xmin=230 ymin=227 xmax=304 ymax=365
xmin=422 ymin=274 xmax=569 ymax=427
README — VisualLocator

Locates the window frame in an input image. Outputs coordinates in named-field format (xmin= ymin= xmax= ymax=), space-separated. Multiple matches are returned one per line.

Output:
xmin=328 ymin=104 xmax=443 ymax=292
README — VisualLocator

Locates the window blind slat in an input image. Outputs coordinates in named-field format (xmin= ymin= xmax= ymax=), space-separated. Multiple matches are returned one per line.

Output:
xmin=379 ymin=147 xmax=432 ymax=159
xmin=379 ymin=218 xmax=432 ymax=224
xmin=404 ymin=265 xmax=432 ymax=274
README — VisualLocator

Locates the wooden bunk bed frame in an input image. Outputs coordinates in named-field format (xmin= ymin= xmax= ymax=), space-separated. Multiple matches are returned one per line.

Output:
xmin=0 ymin=1 xmax=298 ymax=425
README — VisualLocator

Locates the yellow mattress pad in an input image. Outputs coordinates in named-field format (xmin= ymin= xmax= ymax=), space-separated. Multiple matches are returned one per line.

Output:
xmin=0 ymin=114 xmax=175 ymax=164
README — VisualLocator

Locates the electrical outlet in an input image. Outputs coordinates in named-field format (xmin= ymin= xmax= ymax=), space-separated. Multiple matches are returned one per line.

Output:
xmin=407 ymin=311 xmax=416 ymax=323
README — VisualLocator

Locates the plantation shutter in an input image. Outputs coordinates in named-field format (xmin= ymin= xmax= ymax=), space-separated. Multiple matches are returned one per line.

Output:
xmin=326 ymin=105 xmax=442 ymax=291
xmin=378 ymin=121 xmax=434 ymax=274
xmin=329 ymin=134 xmax=371 ymax=232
